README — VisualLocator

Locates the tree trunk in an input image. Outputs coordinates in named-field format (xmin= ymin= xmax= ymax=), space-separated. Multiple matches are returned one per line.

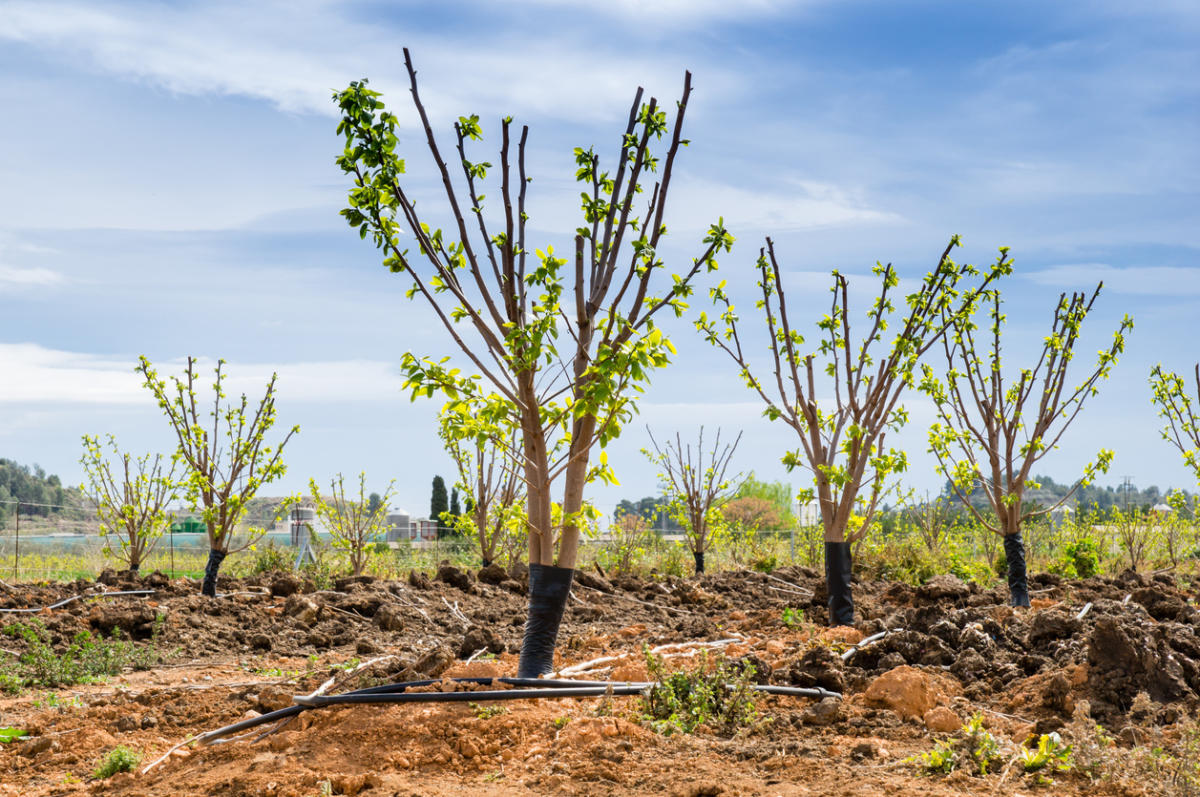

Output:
xmin=693 ymin=549 xmax=705 ymax=575
xmin=1002 ymin=532 xmax=1030 ymax=607
xmin=516 ymin=562 xmax=575 ymax=677
xmin=824 ymin=541 xmax=854 ymax=626
xmin=201 ymin=548 xmax=226 ymax=597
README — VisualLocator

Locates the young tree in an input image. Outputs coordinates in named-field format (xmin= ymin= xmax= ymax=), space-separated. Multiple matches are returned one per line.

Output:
xmin=439 ymin=407 xmax=525 ymax=568
xmin=79 ymin=435 xmax=178 ymax=572
xmin=644 ymin=426 xmax=742 ymax=574
xmin=923 ymin=284 xmax=1132 ymax=605
xmin=1150 ymin=363 xmax=1200 ymax=484
xmin=310 ymin=473 xmax=397 ymax=576
xmin=137 ymin=356 xmax=298 ymax=596
xmin=698 ymin=237 xmax=1008 ymax=624
xmin=430 ymin=475 xmax=449 ymax=533
xmin=335 ymin=51 xmax=731 ymax=675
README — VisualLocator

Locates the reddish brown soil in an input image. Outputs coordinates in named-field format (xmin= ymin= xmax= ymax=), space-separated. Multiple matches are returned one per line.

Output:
xmin=0 ymin=565 xmax=1193 ymax=796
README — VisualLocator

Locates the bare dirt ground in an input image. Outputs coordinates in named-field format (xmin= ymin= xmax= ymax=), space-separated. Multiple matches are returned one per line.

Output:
xmin=1 ymin=564 xmax=1195 ymax=796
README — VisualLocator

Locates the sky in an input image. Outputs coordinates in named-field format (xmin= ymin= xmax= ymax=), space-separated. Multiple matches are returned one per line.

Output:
xmin=0 ymin=0 xmax=1197 ymax=521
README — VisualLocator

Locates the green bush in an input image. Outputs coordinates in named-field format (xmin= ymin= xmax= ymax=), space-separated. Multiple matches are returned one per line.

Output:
xmin=93 ymin=746 xmax=141 ymax=779
xmin=250 ymin=542 xmax=292 ymax=574
xmin=637 ymin=647 xmax=767 ymax=736
xmin=0 ymin=618 xmax=164 ymax=692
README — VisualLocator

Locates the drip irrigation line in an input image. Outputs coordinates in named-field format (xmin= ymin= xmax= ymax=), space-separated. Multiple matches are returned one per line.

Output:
xmin=840 ymin=628 xmax=897 ymax=662
xmin=0 ymin=589 xmax=155 ymax=614
xmin=192 ymin=676 xmax=842 ymax=748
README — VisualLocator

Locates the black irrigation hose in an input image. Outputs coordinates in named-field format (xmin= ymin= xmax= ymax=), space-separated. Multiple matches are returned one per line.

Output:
xmin=197 ymin=676 xmax=842 ymax=746
xmin=0 ymin=589 xmax=156 ymax=613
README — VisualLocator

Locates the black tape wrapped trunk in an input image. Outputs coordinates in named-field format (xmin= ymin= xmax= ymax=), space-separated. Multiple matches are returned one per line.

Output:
xmin=693 ymin=550 xmax=705 ymax=575
xmin=824 ymin=541 xmax=854 ymax=627
xmin=201 ymin=549 xmax=227 ymax=597
xmin=516 ymin=563 xmax=575 ymax=678
xmin=1003 ymin=532 xmax=1030 ymax=607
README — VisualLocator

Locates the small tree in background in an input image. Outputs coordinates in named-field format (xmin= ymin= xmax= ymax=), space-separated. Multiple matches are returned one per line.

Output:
xmin=137 ymin=356 xmax=298 ymax=596
xmin=1151 ymin=363 xmax=1200 ymax=484
xmin=439 ymin=407 xmax=525 ymax=568
xmin=310 ymin=473 xmax=396 ymax=576
xmin=644 ymin=426 xmax=742 ymax=574
xmin=79 ymin=435 xmax=178 ymax=572
xmin=923 ymin=283 xmax=1132 ymax=605
xmin=449 ymin=488 xmax=462 ymax=520
xmin=698 ymin=236 xmax=1009 ymax=625
xmin=335 ymin=51 xmax=731 ymax=676
xmin=430 ymin=475 xmax=449 ymax=535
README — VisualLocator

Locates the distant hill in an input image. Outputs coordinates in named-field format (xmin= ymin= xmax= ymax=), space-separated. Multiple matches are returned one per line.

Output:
xmin=0 ymin=458 xmax=89 ymax=524
xmin=946 ymin=474 xmax=1189 ymax=515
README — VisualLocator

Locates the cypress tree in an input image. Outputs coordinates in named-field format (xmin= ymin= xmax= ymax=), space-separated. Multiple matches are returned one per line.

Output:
xmin=430 ymin=475 xmax=448 ymax=531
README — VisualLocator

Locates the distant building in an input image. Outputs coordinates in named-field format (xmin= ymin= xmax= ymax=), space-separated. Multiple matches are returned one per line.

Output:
xmin=796 ymin=500 xmax=820 ymax=527
xmin=385 ymin=511 xmax=438 ymax=542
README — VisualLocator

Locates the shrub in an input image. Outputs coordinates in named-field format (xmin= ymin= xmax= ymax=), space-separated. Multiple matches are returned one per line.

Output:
xmin=93 ymin=746 xmax=141 ymax=779
xmin=1 ymin=618 xmax=164 ymax=692
xmin=638 ymin=647 xmax=767 ymax=736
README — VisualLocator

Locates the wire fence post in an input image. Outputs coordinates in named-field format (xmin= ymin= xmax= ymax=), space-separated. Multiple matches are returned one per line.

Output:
xmin=13 ymin=501 xmax=19 ymax=581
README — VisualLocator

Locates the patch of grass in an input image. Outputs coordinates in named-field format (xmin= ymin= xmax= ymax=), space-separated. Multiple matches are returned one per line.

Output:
xmin=0 ymin=616 xmax=166 ymax=693
xmin=93 ymin=746 xmax=141 ymax=779
xmin=470 ymin=702 xmax=508 ymax=720
xmin=637 ymin=647 xmax=767 ymax=736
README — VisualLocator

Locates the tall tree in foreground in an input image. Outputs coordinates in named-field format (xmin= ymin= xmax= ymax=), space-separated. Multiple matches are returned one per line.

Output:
xmin=137 ymin=357 xmax=298 ymax=596
xmin=310 ymin=473 xmax=396 ymax=576
xmin=79 ymin=435 xmax=178 ymax=572
xmin=335 ymin=51 xmax=731 ymax=675
xmin=644 ymin=426 xmax=742 ymax=574
xmin=1150 ymin=363 xmax=1200 ymax=485
xmin=439 ymin=406 xmax=525 ymax=568
xmin=698 ymin=237 xmax=1009 ymax=625
xmin=923 ymin=284 xmax=1131 ymax=606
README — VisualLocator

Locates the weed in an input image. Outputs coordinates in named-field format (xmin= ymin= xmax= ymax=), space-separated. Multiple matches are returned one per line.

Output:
xmin=32 ymin=692 xmax=83 ymax=711
xmin=0 ymin=727 xmax=28 ymax=744
xmin=907 ymin=713 xmax=1005 ymax=776
xmin=1020 ymin=731 xmax=1073 ymax=775
xmin=93 ymin=746 xmax=141 ymax=779
xmin=470 ymin=702 xmax=509 ymax=720
xmin=637 ymin=647 xmax=767 ymax=736
xmin=0 ymin=617 xmax=166 ymax=692
xmin=552 ymin=715 xmax=571 ymax=730
xmin=250 ymin=542 xmax=292 ymax=574
xmin=780 ymin=606 xmax=805 ymax=629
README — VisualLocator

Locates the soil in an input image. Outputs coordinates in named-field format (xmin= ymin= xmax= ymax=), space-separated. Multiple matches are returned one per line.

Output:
xmin=1 ymin=564 xmax=1195 ymax=796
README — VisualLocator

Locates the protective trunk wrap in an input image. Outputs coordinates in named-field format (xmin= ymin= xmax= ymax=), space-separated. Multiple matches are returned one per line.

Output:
xmin=693 ymin=550 xmax=705 ymax=575
xmin=201 ymin=549 xmax=227 ymax=597
xmin=516 ymin=564 xmax=575 ymax=678
xmin=1003 ymin=533 xmax=1030 ymax=607
xmin=824 ymin=541 xmax=855 ymax=626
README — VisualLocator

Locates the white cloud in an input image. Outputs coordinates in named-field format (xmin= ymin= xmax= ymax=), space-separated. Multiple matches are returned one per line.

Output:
xmin=0 ymin=265 xmax=63 ymax=287
xmin=0 ymin=1 xmax=734 ymax=124
xmin=510 ymin=0 xmax=793 ymax=21
xmin=0 ymin=344 xmax=406 ymax=405
xmin=1026 ymin=264 xmax=1200 ymax=295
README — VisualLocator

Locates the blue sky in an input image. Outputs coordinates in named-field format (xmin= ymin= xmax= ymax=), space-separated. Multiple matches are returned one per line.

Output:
xmin=0 ymin=0 xmax=1197 ymax=519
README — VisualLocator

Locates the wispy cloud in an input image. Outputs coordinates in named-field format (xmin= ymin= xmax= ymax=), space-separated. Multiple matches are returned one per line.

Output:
xmin=0 ymin=345 xmax=406 ymax=404
xmin=0 ymin=265 xmax=63 ymax=288
xmin=1026 ymin=264 xmax=1200 ymax=295
xmin=0 ymin=1 xmax=736 ymax=123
